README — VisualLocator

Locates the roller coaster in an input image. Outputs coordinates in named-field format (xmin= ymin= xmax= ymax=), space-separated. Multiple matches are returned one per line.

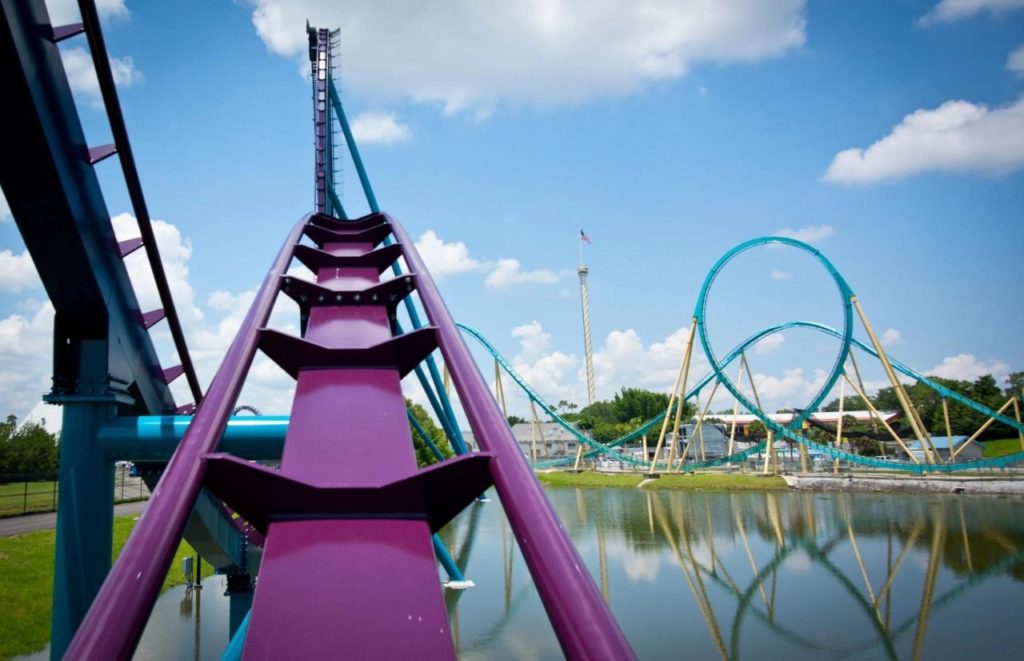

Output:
xmin=2 ymin=2 xmax=1021 ymax=659
xmin=465 ymin=237 xmax=1024 ymax=474
xmin=2 ymin=3 xmax=630 ymax=658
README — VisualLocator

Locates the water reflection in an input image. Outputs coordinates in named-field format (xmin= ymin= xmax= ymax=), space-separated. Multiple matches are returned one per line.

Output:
xmin=445 ymin=489 xmax=1024 ymax=660
xmin=68 ymin=490 xmax=1022 ymax=660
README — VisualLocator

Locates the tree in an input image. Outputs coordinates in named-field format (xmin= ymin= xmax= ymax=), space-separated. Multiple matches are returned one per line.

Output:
xmin=406 ymin=400 xmax=452 ymax=467
xmin=1005 ymin=371 xmax=1024 ymax=399
xmin=822 ymin=396 xmax=864 ymax=412
xmin=746 ymin=420 xmax=767 ymax=440
xmin=872 ymin=374 xmax=1014 ymax=441
xmin=506 ymin=415 xmax=526 ymax=426
xmin=576 ymin=400 xmax=617 ymax=429
xmin=0 ymin=415 xmax=59 ymax=475
xmin=611 ymin=388 xmax=669 ymax=424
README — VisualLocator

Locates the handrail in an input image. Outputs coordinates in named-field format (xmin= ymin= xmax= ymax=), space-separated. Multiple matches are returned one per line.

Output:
xmin=388 ymin=212 xmax=636 ymax=660
xmin=64 ymin=213 xmax=310 ymax=659
xmin=77 ymin=0 xmax=203 ymax=404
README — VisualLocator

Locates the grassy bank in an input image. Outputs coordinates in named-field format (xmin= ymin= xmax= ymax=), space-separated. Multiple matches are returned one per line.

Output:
xmin=982 ymin=438 xmax=1024 ymax=458
xmin=0 ymin=514 xmax=213 ymax=659
xmin=536 ymin=470 xmax=788 ymax=491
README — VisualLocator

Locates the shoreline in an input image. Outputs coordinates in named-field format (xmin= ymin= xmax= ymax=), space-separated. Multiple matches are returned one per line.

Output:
xmin=783 ymin=473 xmax=1024 ymax=496
xmin=535 ymin=469 xmax=1024 ymax=496
xmin=535 ymin=470 xmax=788 ymax=491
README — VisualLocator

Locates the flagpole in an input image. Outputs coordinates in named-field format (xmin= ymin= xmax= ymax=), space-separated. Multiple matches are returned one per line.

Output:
xmin=578 ymin=228 xmax=584 ymax=268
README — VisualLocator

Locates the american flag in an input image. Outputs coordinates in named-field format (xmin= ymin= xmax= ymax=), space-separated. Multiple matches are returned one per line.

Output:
xmin=579 ymin=228 xmax=592 ymax=245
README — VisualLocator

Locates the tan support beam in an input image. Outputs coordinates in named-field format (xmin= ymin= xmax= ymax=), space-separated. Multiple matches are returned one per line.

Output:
xmin=843 ymin=373 xmax=921 ymax=463
xmin=649 ymin=320 xmax=696 ymax=474
xmin=941 ymin=398 xmax=954 ymax=463
xmin=695 ymin=381 xmax=719 ymax=464
xmin=494 ymin=358 xmax=508 ymax=418
xmin=529 ymin=399 xmax=544 ymax=464
xmin=726 ymin=360 xmax=745 ymax=461
xmin=852 ymin=297 xmax=937 ymax=463
xmin=834 ymin=373 xmax=847 ymax=474
xmin=950 ymin=396 xmax=1016 ymax=459
xmin=1014 ymin=396 xmax=1024 ymax=453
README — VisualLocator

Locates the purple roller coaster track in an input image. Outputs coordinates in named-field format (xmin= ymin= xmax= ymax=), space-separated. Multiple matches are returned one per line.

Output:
xmin=0 ymin=2 xmax=634 ymax=659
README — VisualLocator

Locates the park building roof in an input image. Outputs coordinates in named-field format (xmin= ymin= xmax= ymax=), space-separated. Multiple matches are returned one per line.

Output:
xmin=701 ymin=411 xmax=900 ymax=426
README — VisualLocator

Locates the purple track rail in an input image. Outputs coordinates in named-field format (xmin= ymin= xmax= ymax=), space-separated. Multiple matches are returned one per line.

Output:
xmin=65 ymin=211 xmax=634 ymax=660
xmin=390 ymin=214 xmax=635 ymax=659
xmin=63 ymin=215 xmax=309 ymax=659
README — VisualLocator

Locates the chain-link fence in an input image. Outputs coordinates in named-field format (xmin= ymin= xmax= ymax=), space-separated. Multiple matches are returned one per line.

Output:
xmin=0 ymin=465 xmax=150 ymax=517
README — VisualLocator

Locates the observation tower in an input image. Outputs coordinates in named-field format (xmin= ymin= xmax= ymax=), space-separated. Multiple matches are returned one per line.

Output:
xmin=578 ymin=229 xmax=596 ymax=405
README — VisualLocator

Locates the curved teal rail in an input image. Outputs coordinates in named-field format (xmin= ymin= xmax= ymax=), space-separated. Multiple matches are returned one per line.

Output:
xmin=459 ymin=318 xmax=1024 ymax=473
xmin=695 ymin=236 xmax=855 ymax=433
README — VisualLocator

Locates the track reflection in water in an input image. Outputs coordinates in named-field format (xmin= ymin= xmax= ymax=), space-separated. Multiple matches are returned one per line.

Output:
xmin=444 ymin=489 xmax=1024 ymax=660
xmin=77 ymin=489 xmax=1022 ymax=660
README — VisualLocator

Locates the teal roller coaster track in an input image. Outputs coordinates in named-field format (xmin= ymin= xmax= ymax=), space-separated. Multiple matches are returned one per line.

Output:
xmin=459 ymin=236 xmax=1024 ymax=474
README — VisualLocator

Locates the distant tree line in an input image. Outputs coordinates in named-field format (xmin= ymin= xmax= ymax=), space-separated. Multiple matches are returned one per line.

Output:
xmin=506 ymin=371 xmax=1022 ymax=451
xmin=0 ymin=415 xmax=59 ymax=475
xmin=822 ymin=372 xmax=1021 ymax=442
xmin=556 ymin=387 xmax=695 ymax=444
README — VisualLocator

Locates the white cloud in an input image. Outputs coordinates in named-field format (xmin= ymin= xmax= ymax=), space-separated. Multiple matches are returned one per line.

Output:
xmin=414 ymin=230 xmax=567 ymax=290
xmin=775 ymin=224 xmax=835 ymax=243
xmin=748 ymin=367 xmax=828 ymax=409
xmin=754 ymin=333 xmax=785 ymax=355
xmin=59 ymin=46 xmax=141 ymax=104
xmin=509 ymin=322 xmax=579 ymax=401
xmin=918 ymin=0 xmax=1024 ymax=26
xmin=0 ymin=189 xmax=11 ymax=223
xmin=413 ymin=230 xmax=483 ymax=279
xmin=350 ymin=112 xmax=411 ymax=145
xmin=824 ymin=98 xmax=1024 ymax=183
xmin=1008 ymin=44 xmax=1024 ymax=75
xmin=0 ymin=302 xmax=56 ymax=417
xmin=881 ymin=328 xmax=903 ymax=347
xmin=500 ymin=322 xmax=838 ymax=415
xmin=0 ymin=249 xmax=41 ymax=292
xmin=248 ymin=0 xmax=807 ymax=115
xmin=45 ymin=0 xmax=129 ymax=24
xmin=484 ymin=259 xmax=564 ymax=289
xmin=770 ymin=269 xmax=791 ymax=280
xmin=926 ymin=353 xmax=1010 ymax=382
xmin=111 ymin=213 xmax=202 ymax=329
xmin=20 ymin=401 xmax=63 ymax=436
xmin=501 ymin=323 xmax=697 ymax=412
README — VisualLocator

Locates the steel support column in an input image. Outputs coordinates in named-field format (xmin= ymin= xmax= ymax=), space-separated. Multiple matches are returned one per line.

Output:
xmin=50 ymin=398 xmax=116 ymax=659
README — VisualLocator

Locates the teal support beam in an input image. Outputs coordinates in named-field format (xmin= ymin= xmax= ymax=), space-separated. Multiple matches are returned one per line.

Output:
xmin=327 ymin=181 xmax=347 ymax=220
xmin=329 ymin=79 xmax=468 ymax=456
xmin=50 ymin=400 xmax=116 ymax=659
xmin=407 ymin=408 xmax=446 ymax=462
xmin=329 ymin=79 xmax=378 ymax=213
xmin=97 ymin=415 xmax=289 ymax=461
xmin=432 ymin=534 xmax=471 ymax=586
xmin=221 ymin=609 xmax=250 ymax=661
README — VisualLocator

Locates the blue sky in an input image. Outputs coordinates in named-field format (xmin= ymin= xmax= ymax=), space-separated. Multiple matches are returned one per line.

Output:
xmin=2 ymin=0 xmax=1023 ymax=423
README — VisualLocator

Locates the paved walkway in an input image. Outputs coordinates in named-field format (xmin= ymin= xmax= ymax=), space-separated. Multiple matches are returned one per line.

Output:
xmin=0 ymin=500 xmax=148 ymax=537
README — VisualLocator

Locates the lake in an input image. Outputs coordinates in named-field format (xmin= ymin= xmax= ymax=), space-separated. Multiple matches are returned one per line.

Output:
xmin=38 ymin=487 xmax=1024 ymax=660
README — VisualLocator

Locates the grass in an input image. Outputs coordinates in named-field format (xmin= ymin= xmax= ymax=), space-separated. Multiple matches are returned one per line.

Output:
xmin=0 ymin=515 xmax=213 ymax=659
xmin=536 ymin=470 xmax=788 ymax=491
xmin=982 ymin=438 xmax=1024 ymax=458
xmin=0 ymin=480 xmax=58 ymax=517
xmin=0 ymin=475 xmax=149 ymax=518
